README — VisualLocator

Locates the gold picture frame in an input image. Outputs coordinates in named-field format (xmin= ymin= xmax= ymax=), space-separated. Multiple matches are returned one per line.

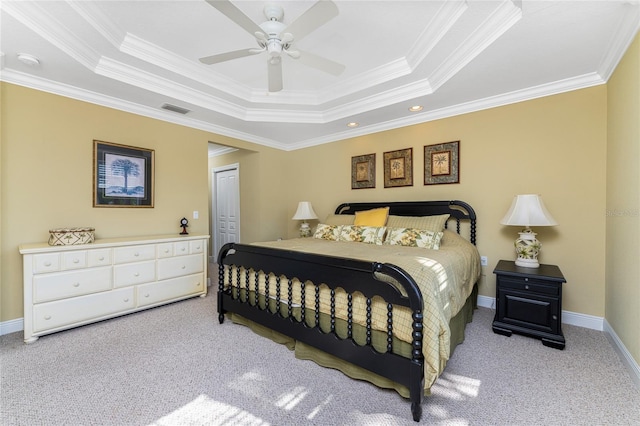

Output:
xmin=351 ymin=153 xmax=376 ymax=189
xmin=383 ymin=148 xmax=413 ymax=188
xmin=424 ymin=141 xmax=459 ymax=185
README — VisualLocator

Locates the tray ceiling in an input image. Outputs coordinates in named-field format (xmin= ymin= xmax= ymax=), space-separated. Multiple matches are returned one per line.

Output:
xmin=1 ymin=1 xmax=639 ymax=151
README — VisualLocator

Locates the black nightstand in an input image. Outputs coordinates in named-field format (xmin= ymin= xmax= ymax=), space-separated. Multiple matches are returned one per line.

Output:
xmin=492 ymin=260 xmax=566 ymax=349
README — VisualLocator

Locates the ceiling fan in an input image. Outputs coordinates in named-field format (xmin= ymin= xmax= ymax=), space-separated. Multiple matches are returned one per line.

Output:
xmin=200 ymin=0 xmax=345 ymax=92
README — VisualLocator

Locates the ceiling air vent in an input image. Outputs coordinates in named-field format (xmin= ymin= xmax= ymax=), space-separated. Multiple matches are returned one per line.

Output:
xmin=161 ymin=103 xmax=190 ymax=115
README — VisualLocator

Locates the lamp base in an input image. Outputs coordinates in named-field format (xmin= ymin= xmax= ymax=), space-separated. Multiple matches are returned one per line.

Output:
xmin=514 ymin=228 xmax=542 ymax=268
xmin=515 ymin=258 xmax=540 ymax=268
xmin=299 ymin=221 xmax=311 ymax=238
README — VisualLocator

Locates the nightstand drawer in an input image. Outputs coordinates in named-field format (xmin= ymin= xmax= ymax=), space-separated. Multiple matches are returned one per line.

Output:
xmin=497 ymin=276 xmax=559 ymax=296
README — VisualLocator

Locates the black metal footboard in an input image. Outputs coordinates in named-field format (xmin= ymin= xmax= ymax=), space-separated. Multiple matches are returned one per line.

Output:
xmin=217 ymin=243 xmax=426 ymax=422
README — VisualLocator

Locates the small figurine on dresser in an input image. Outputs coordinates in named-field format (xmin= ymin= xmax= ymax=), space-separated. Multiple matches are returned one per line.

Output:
xmin=180 ymin=217 xmax=189 ymax=235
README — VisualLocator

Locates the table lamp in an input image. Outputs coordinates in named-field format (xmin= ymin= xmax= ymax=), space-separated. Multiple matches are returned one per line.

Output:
xmin=500 ymin=194 xmax=557 ymax=268
xmin=292 ymin=201 xmax=318 ymax=237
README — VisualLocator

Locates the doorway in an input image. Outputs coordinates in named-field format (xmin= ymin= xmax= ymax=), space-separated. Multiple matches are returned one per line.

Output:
xmin=211 ymin=163 xmax=240 ymax=259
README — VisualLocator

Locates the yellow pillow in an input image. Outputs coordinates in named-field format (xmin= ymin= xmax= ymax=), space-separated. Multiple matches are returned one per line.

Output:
xmin=354 ymin=207 xmax=389 ymax=227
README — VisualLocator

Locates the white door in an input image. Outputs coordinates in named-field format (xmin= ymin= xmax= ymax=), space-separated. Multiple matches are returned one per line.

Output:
xmin=212 ymin=164 xmax=240 ymax=259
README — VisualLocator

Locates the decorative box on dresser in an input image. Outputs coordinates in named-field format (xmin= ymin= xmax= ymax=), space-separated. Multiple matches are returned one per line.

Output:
xmin=20 ymin=234 xmax=209 ymax=343
xmin=492 ymin=259 xmax=566 ymax=349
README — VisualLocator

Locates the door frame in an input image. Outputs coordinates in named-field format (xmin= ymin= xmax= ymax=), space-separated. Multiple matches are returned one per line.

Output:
xmin=211 ymin=163 xmax=240 ymax=261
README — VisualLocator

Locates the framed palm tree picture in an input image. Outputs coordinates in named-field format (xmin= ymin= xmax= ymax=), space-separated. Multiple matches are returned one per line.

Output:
xmin=93 ymin=140 xmax=155 ymax=207
xmin=424 ymin=141 xmax=460 ymax=185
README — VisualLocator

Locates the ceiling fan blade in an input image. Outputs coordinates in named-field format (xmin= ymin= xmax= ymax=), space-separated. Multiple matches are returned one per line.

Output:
xmin=199 ymin=48 xmax=261 ymax=65
xmin=268 ymin=58 xmax=283 ymax=92
xmin=297 ymin=50 xmax=345 ymax=76
xmin=205 ymin=0 xmax=263 ymax=37
xmin=283 ymin=1 xmax=339 ymax=42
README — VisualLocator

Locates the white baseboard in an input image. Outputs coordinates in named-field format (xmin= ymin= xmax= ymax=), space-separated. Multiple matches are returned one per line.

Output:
xmin=0 ymin=317 xmax=24 ymax=336
xmin=604 ymin=319 xmax=640 ymax=390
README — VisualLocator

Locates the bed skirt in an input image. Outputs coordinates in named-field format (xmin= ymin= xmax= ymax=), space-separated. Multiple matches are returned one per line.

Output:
xmin=227 ymin=283 xmax=478 ymax=397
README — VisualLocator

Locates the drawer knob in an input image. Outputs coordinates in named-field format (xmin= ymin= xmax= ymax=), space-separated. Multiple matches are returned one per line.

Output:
xmin=164 ymin=249 xmax=169 ymax=253
xmin=181 ymin=248 xmax=186 ymax=252
xmin=144 ymin=293 xmax=150 ymax=298
xmin=552 ymin=315 xmax=558 ymax=320
xmin=73 ymin=282 xmax=80 ymax=287
xmin=44 ymin=315 xmax=51 ymax=320
xmin=73 ymin=258 xmax=80 ymax=264
xmin=124 ymin=298 xmax=129 ymax=303
xmin=134 ymin=272 xmax=140 ymax=277
xmin=182 ymin=265 xmax=186 ymax=269
xmin=44 ymin=261 xmax=52 ymax=267
xmin=98 ymin=256 xmax=105 ymax=261
xmin=134 ymin=252 xmax=140 ymax=257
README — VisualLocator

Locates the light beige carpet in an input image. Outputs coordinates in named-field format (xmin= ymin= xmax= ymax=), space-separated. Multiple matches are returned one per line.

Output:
xmin=1 ymin=291 xmax=638 ymax=425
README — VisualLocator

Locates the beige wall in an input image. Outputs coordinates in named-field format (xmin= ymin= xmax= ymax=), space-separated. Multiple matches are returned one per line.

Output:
xmin=0 ymin=83 xmax=211 ymax=321
xmin=606 ymin=32 xmax=640 ymax=365
xmin=282 ymin=87 xmax=608 ymax=318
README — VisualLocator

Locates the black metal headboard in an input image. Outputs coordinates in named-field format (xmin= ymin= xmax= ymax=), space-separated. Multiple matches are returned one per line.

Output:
xmin=335 ymin=200 xmax=477 ymax=245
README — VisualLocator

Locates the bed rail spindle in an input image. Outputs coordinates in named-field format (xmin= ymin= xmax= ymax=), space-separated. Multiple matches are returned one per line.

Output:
xmin=300 ymin=280 xmax=306 ymax=324
xmin=386 ymin=303 xmax=393 ymax=353
xmin=227 ymin=265 xmax=233 ymax=295
xmin=275 ymin=275 xmax=281 ymax=316
xmin=267 ymin=274 xmax=273 ymax=313
xmin=347 ymin=293 xmax=353 ymax=339
xmin=330 ymin=289 xmax=336 ymax=333
xmin=235 ymin=266 xmax=241 ymax=300
xmin=244 ymin=268 xmax=250 ymax=303
xmin=456 ymin=218 xmax=461 ymax=235
xmin=287 ymin=278 xmax=293 ymax=318
xmin=366 ymin=297 xmax=372 ymax=346
xmin=412 ymin=311 xmax=424 ymax=361
xmin=254 ymin=270 xmax=259 ymax=307
xmin=314 ymin=284 xmax=320 ymax=329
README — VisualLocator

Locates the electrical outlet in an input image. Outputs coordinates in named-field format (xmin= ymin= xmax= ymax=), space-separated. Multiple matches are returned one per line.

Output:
xmin=480 ymin=256 xmax=488 ymax=266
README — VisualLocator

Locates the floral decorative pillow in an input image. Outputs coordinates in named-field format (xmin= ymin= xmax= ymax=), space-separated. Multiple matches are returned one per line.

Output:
xmin=384 ymin=227 xmax=444 ymax=250
xmin=338 ymin=225 xmax=387 ymax=245
xmin=313 ymin=224 xmax=343 ymax=241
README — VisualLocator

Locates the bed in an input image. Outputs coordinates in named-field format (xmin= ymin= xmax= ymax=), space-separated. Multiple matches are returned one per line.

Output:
xmin=216 ymin=200 xmax=480 ymax=422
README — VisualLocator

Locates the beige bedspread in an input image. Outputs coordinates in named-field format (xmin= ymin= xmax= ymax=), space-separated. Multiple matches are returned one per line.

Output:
xmin=223 ymin=230 xmax=480 ymax=388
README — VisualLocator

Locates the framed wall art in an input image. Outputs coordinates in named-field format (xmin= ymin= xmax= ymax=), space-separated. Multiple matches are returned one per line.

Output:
xmin=383 ymin=148 xmax=413 ymax=188
xmin=424 ymin=140 xmax=459 ymax=185
xmin=351 ymin=153 xmax=376 ymax=189
xmin=93 ymin=140 xmax=155 ymax=207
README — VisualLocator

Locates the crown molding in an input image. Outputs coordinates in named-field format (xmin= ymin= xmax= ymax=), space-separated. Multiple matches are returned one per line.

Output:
xmin=597 ymin=4 xmax=640 ymax=80
xmin=430 ymin=0 xmax=522 ymax=92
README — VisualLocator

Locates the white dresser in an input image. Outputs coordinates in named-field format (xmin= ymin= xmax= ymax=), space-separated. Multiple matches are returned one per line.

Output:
xmin=19 ymin=234 xmax=209 ymax=343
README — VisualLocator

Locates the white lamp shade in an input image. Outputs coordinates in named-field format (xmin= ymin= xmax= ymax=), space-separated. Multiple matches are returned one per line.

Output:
xmin=292 ymin=201 xmax=318 ymax=221
xmin=500 ymin=194 xmax=557 ymax=226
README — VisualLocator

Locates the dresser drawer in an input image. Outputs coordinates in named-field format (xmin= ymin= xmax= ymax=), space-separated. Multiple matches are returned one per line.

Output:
xmin=174 ymin=241 xmax=190 ymax=256
xmin=88 ymin=249 xmax=112 ymax=267
xmin=497 ymin=276 xmax=559 ymax=296
xmin=62 ymin=251 xmax=87 ymax=270
xmin=137 ymin=274 xmax=204 ymax=307
xmin=190 ymin=239 xmax=205 ymax=254
xmin=33 ymin=287 xmax=135 ymax=332
xmin=156 ymin=243 xmax=174 ymax=258
xmin=157 ymin=254 xmax=203 ymax=280
xmin=114 ymin=245 xmax=156 ymax=264
xmin=114 ymin=260 xmax=156 ymax=288
xmin=33 ymin=253 xmax=61 ymax=274
xmin=33 ymin=267 xmax=112 ymax=303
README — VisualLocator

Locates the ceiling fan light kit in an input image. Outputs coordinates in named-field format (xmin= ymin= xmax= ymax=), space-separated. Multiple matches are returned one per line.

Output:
xmin=200 ymin=0 xmax=343 ymax=93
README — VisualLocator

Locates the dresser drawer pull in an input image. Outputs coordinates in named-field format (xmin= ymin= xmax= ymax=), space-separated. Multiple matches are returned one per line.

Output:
xmin=124 ymin=298 xmax=129 ymax=303
xmin=44 ymin=261 xmax=52 ymax=267
xmin=181 ymin=265 xmax=186 ymax=269
xmin=180 ymin=247 xmax=186 ymax=252
xmin=144 ymin=293 xmax=150 ymax=298
xmin=44 ymin=315 xmax=51 ymax=320
xmin=98 ymin=256 xmax=105 ymax=261
xmin=134 ymin=272 xmax=140 ymax=277
xmin=164 ymin=249 xmax=170 ymax=254
xmin=73 ymin=282 xmax=80 ymax=287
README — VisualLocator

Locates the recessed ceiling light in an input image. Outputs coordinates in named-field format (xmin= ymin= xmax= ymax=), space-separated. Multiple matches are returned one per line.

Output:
xmin=347 ymin=122 xmax=359 ymax=128
xmin=408 ymin=105 xmax=423 ymax=112
xmin=17 ymin=53 xmax=40 ymax=67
